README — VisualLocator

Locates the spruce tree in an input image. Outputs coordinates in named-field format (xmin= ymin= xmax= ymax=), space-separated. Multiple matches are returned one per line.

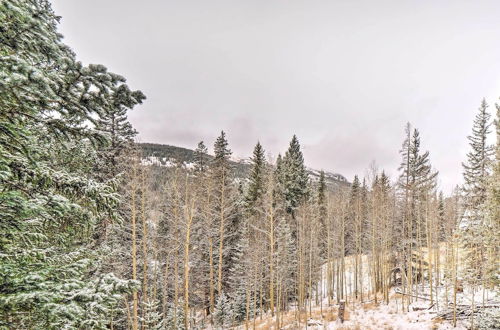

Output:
xmin=213 ymin=131 xmax=232 ymax=171
xmin=462 ymin=99 xmax=494 ymax=223
xmin=165 ymin=303 xmax=186 ymax=330
xmin=460 ymin=100 xmax=494 ymax=326
xmin=0 ymin=0 xmax=144 ymax=327
xmin=210 ymin=131 xmax=239 ymax=296
xmin=317 ymin=170 xmax=327 ymax=225
xmin=245 ymin=141 xmax=266 ymax=207
xmin=227 ymin=222 xmax=251 ymax=322
xmin=316 ymin=170 xmax=328 ymax=260
xmin=281 ymin=135 xmax=310 ymax=216
xmin=397 ymin=124 xmax=438 ymax=305
xmin=142 ymin=299 xmax=164 ymax=330
xmin=274 ymin=153 xmax=286 ymax=207
xmin=213 ymin=292 xmax=233 ymax=329
xmin=194 ymin=140 xmax=209 ymax=173
xmin=346 ymin=175 xmax=361 ymax=256
xmin=95 ymin=84 xmax=143 ymax=180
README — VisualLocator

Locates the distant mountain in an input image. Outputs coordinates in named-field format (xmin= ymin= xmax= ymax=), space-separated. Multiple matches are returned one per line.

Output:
xmin=138 ymin=143 xmax=350 ymax=189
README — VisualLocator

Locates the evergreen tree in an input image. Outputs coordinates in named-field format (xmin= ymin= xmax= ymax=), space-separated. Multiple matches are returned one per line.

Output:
xmin=0 ymin=1 xmax=143 ymax=328
xmin=227 ymin=223 xmax=251 ymax=322
xmin=317 ymin=170 xmax=327 ymax=225
xmin=347 ymin=175 xmax=361 ymax=255
xmin=411 ymin=129 xmax=438 ymax=198
xmin=213 ymin=292 xmax=233 ymax=329
xmin=273 ymin=153 xmax=286 ymax=207
xmin=95 ymin=84 xmax=143 ymax=180
xmin=245 ymin=141 xmax=266 ymax=207
xmin=397 ymin=124 xmax=438 ymax=305
xmin=165 ymin=302 xmax=186 ymax=330
xmin=460 ymin=100 xmax=494 ymax=326
xmin=316 ymin=170 xmax=328 ymax=260
xmin=194 ymin=141 xmax=209 ymax=173
xmin=437 ymin=191 xmax=446 ymax=240
xmin=462 ymin=99 xmax=494 ymax=223
xmin=213 ymin=131 xmax=232 ymax=171
xmin=142 ymin=299 xmax=164 ymax=330
xmin=281 ymin=135 xmax=310 ymax=216
xmin=210 ymin=131 xmax=239 ymax=296
xmin=398 ymin=126 xmax=438 ymax=235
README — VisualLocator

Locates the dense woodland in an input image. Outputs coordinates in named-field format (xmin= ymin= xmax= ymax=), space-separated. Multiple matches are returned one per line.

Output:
xmin=1 ymin=1 xmax=499 ymax=329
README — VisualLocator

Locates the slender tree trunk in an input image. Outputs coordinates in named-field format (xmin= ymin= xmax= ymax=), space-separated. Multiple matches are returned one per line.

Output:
xmin=209 ymin=237 xmax=214 ymax=323
xmin=269 ymin=206 xmax=275 ymax=317
xmin=217 ymin=171 xmax=226 ymax=296
xmin=453 ymin=234 xmax=458 ymax=328
xmin=131 ymin=163 xmax=139 ymax=330
xmin=140 ymin=170 xmax=148 ymax=330
xmin=183 ymin=194 xmax=194 ymax=330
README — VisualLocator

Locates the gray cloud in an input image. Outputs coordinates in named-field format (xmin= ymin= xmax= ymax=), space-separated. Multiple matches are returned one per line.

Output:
xmin=52 ymin=0 xmax=500 ymax=192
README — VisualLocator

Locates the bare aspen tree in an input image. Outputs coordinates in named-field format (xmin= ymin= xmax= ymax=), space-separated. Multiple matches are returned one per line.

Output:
xmin=140 ymin=167 xmax=149 ymax=329
xmin=216 ymin=169 xmax=226 ymax=296
xmin=130 ymin=154 xmax=140 ymax=330
xmin=183 ymin=175 xmax=195 ymax=330
xmin=209 ymin=237 xmax=215 ymax=321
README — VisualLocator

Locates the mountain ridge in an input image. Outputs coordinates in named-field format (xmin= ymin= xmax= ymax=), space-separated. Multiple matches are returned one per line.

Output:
xmin=139 ymin=142 xmax=350 ymax=189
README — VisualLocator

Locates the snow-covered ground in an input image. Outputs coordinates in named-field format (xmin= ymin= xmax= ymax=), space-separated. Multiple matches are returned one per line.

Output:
xmin=322 ymin=299 xmax=468 ymax=330
xmin=235 ymin=249 xmax=497 ymax=329
xmin=233 ymin=298 xmax=469 ymax=329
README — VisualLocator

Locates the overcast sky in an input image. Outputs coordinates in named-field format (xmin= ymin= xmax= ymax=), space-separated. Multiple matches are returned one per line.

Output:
xmin=52 ymin=0 xmax=500 ymax=192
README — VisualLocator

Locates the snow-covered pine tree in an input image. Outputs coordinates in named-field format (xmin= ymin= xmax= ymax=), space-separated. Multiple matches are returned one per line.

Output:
xmin=210 ymin=131 xmax=239 ymax=297
xmin=213 ymin=292 xmax=233 ymax=329
xmin=227 ymin=222 xmax=252 ymax=323
xmin=462 ymin=99 xmax=494 ymax=222
xmin=460 ymin=99 xmax=494 ymax=328
xmin=437 ymin=191 xmax=446 ymax=241
xmin=93 ymin=98 xmax=143 ymax=245
xmin=189 ymin=141 xmax=218 ymax=320
xmin=397 ymin=124 xmax=438 ymax=307
xmin=268 ymin=153 xmax=297 ymax=318
xmin=317 ymin=170 xmax=328 ymax=226
xmin=408 ymin=129 xmax=438 ymax=301
xmin=316 ymin=170 xmax=328 ymax=267
xmin=0 ymin=1 xmax=143 ymax=328
xmin=245 ymin=141 xmax=266 ymax=208
xmin=281 ymin=135 xmax=310 ymax=217
xmin=273 ymin=153 xmax=287 ymax=214
xmin=241 ymin=141 xmax=271 ymax=321
xmin=165 ymin=302 xmax=186 ymax=330
xmin=275 ymin=219 xmax=297 ymax=311
xmin=95 ymin=81 xmax=143 ymax=180
xmin=142 ymin=298 xmax=164 ymax=330
xmin=194 ymin=141 xmax=209 ymax=173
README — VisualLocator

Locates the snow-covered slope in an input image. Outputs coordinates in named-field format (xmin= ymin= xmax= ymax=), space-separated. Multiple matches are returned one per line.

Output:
xmin=139 ymin=142 xmax=350 ymax=189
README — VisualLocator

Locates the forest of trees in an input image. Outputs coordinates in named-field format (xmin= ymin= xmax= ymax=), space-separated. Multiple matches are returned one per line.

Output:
xmin=1 ymin=1 xmax=499 ymax=329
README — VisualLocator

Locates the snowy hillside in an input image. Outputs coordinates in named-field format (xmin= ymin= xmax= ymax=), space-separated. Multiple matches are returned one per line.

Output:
xmin=139 ymin=142 xmax=350 ymax=189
